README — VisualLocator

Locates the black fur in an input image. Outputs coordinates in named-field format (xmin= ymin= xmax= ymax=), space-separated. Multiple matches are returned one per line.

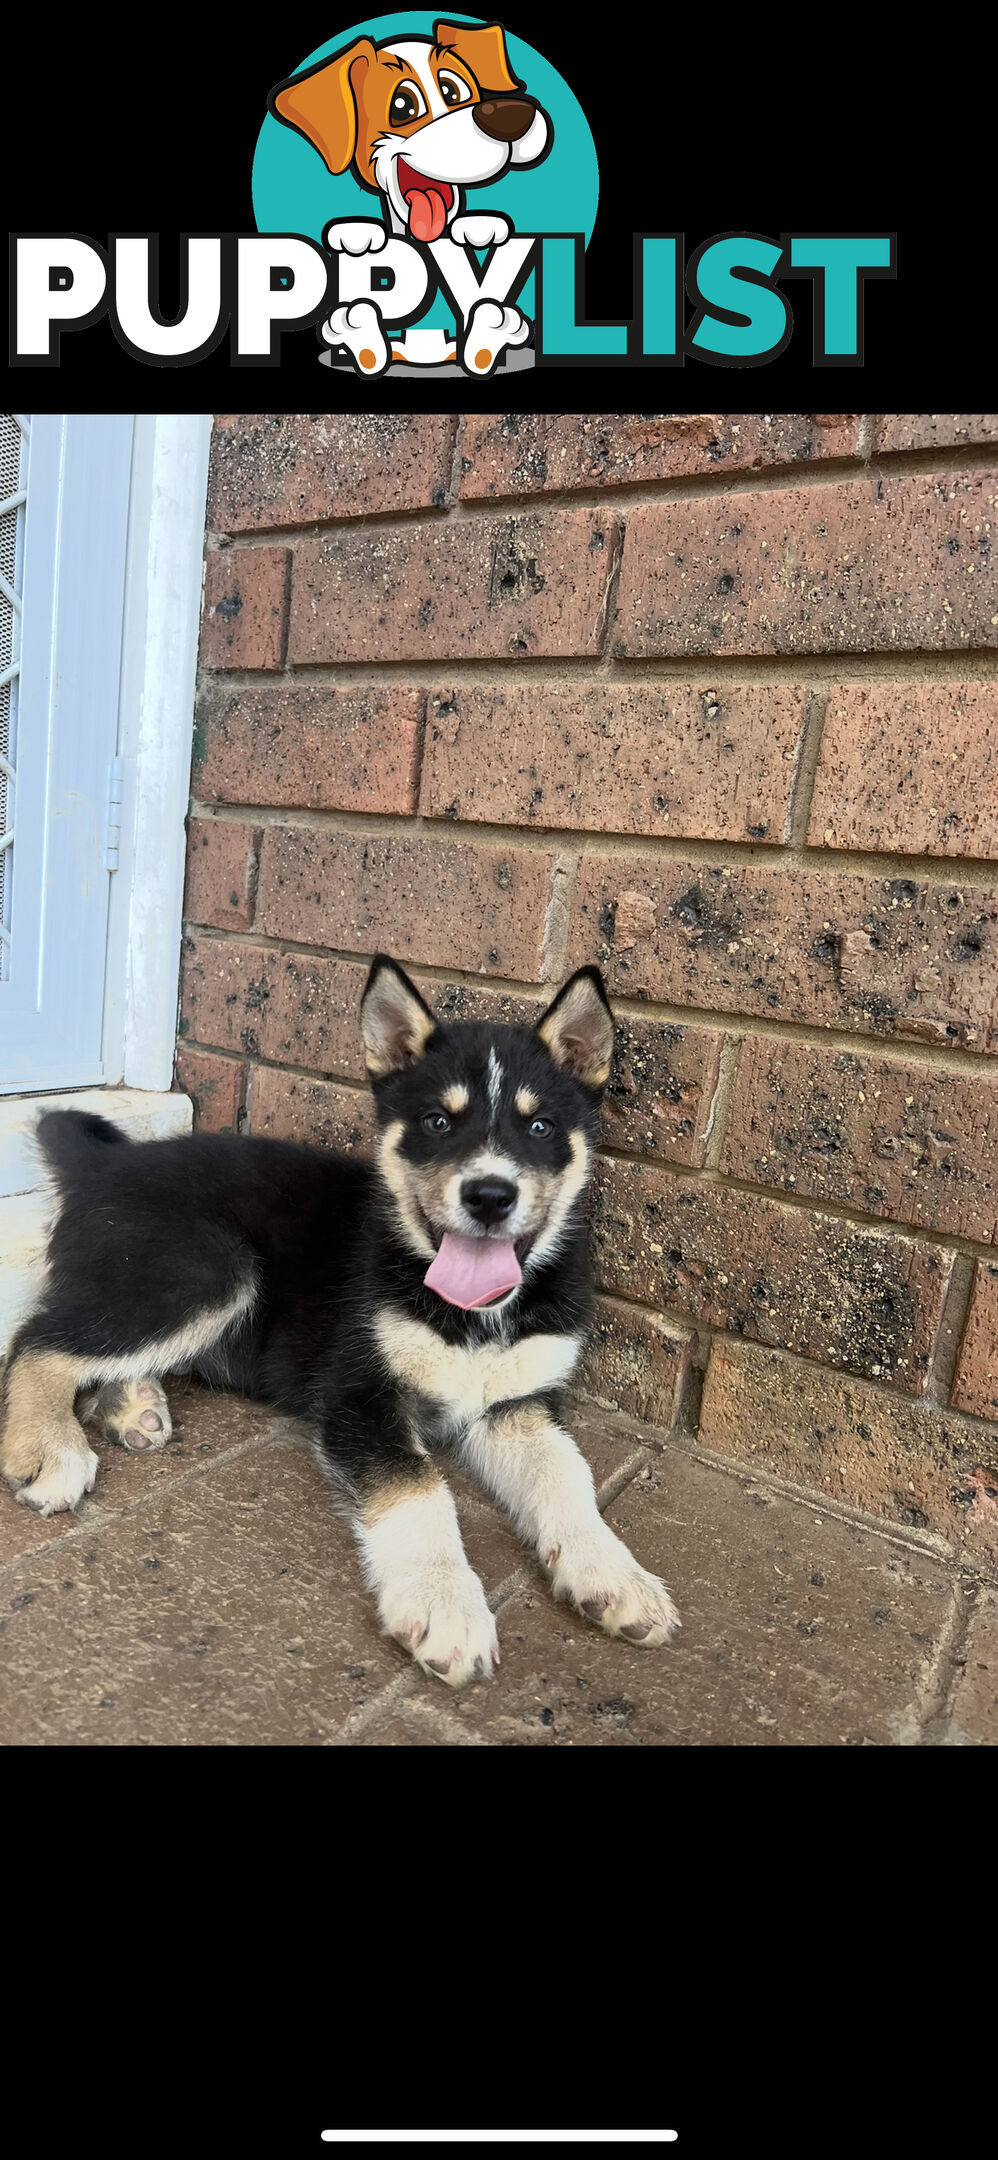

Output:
xmin=10 ymin=965 xmax=612 ymax=1512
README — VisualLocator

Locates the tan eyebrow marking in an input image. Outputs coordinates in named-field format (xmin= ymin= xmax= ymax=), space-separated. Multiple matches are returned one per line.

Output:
xmin=516 ymin=1088 xmax=540 ymax=1117
xmin=441 ymin=1083 xmax=470 ymax=1114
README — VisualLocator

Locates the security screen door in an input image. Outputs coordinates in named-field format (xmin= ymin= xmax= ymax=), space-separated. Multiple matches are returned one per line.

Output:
xmin=0 ymin=413 xmax=134 ymax=1094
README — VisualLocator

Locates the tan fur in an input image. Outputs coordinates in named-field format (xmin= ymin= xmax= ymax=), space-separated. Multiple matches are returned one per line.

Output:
xmin=373 ymin=1306 xmax=582 ymax=1428
xmin=378 ymin=1120 xmax=437 ymax=1260
xmin=537 ymin=975 xmax=614 ymax=1089
xmin=361 ymin=972 xmax=437 ymax=1078
xmin=515 ymin=1087 xmax=540 ymax=1117
xmin=0 ymin=1349 xmax=93 ymax=1486
xmin=360 ymin=1460 xmax=438 ymax=1527
xmin=441 ymin=1082 xmax=470 ymax=1114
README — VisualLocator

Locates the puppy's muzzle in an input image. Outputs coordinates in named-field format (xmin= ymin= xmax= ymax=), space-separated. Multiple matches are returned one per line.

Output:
xmin=472 ymin=97 xmax=537 ymax=142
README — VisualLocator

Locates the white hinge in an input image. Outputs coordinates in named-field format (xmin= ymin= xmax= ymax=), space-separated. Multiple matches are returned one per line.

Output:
xmin=104 ymin=753 xmax=125 ymax=871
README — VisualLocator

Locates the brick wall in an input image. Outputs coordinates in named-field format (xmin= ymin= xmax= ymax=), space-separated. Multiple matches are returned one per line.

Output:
xmin=178 ymin=412 xmax=998 ymax=1564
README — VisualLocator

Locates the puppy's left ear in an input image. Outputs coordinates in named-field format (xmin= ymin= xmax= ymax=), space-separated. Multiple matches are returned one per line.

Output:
xmin=361 ymin=956 xmax=439 ymax=1077
xmin=433 ymin=18 xmax=522 ymax=94
xmin=535 ymin=967 xmax=614 ymax=1092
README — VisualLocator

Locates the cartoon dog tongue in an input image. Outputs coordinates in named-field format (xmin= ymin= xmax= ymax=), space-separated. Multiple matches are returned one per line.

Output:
xmin=424 ymin=1233 xmax=522 ymax=1310
xmin=404 ymin=183 xmax=449 ymax=243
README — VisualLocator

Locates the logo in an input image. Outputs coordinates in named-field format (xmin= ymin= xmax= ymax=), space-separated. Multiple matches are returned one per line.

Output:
xmin=10 ymin=14 xmax=896 ymax=372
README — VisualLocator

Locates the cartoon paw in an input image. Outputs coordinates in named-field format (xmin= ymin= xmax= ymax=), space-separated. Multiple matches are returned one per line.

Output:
xmin=450 ymin=213 xmax=511 ymax=249
xmin=322 ymin=220 xmax=387 ymax=255
xmin=321 ymin=301 xmax=390 ymax=376
xmin=460 ymin=298 xmax=530 ymax=378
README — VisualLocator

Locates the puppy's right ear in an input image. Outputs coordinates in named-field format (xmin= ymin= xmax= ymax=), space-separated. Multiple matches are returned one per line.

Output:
xmin=361 ymin=957 xmax=440 ymax=1077
xmin=268 ymin=37 xmax=376 ymax=174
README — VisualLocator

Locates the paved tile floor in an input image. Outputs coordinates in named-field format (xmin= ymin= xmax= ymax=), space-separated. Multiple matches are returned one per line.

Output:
xmin=0 ymin=1381 xmax=992 ymax=1745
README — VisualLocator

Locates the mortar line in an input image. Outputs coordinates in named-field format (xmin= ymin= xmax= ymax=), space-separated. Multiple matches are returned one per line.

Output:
xmin=206 ymin=436 xmax=998 ymax=543
xmin=786 ymin=685 xmax=831 ymax=846
xmin=197 ymin=647 xmax=998 ymax=689
xmin=186 ymin=798 xmax=998 ymax=885
xmin=894 ymin=1575 xmax=979 ymax=1744
xmin=179 ymin=922 xmax=998 ymax=1080
xmin=856 ymin=416 xmax=879 ymax=461
xmin=922 ymin=1252 xmax=976 ymax=1403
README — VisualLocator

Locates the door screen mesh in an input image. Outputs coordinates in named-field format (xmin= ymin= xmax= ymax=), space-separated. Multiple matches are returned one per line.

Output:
xmin=0 ymin=414 xmax=28 ymax=981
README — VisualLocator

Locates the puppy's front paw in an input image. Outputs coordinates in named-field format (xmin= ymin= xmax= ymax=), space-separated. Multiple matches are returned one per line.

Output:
xmin=549 ymin=1531 xmax=680 ymax=1647
xmin=80 ymin=1377 xmax=171 ymax=1453
xmin=323 ymin=220 xmax=387 ymax=255
xmin=383 ymin=1565 xmax=499 ymax=1688
xmin=451 ymin=212 xmax=511 ymax=249
xmin=321 ymin=300 xmax=390 ymax=375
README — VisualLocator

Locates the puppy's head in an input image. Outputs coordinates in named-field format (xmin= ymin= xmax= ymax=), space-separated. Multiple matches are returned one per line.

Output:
xmin=269 ymin=19 xmax=550 ymax=242
xmin=360 ymin=957 xmax=612 ymax=1310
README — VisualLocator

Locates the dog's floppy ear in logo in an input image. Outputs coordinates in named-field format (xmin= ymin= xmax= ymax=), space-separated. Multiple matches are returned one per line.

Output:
xmin=268 ymin=36 xmax=377 ymax=175
xmin=434 ymin=17 xmax=523 ymax=95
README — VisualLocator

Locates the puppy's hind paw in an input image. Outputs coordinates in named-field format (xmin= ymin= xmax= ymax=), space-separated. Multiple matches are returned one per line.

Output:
xmin=322 ymin=301 xmax=390 ymax=376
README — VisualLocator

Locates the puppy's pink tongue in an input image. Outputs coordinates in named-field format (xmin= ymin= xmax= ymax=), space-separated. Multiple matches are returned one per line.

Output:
xmin=407 ymin=187 xmax=447 ymax=243
xmin=424 ymin=1233 xmax=522 ymax=1310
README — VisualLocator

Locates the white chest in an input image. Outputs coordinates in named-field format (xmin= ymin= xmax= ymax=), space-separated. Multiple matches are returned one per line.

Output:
xmin=373 ymin=1309 xmax=582 ymax=1430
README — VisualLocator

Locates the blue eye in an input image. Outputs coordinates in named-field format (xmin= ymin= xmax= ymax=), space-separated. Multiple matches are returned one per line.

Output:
xmin=421 ymin=1111 xmax=451 ymax=1134
xmin=528 ymin=1117 xmax=553 ymax=1137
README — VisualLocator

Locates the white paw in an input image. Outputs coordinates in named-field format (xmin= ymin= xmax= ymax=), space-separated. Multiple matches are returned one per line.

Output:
xmin=461 ymin=298 xmax=530 ymax=377
xmin=80 ymin=1376 xmax=172 ymax=1453
xmin=548 ymin=1529 xmax=680 ymax=1646
xmin=381 ymin=1564 xmax=499 ymax=1689
xmin=323 ymin=219 xmax=387 ymax=255
xmin=321 ymin=300 xmax=389 ymax=375
xmin=13 ymin=1442 xmax=98 ymax=1518
xmin=451 ymin=213 xmax=511 ymax=249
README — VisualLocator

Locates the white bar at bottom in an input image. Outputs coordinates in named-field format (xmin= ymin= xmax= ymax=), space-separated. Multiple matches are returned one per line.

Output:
xmin=320 ymin=2136 xmax=679 ymax=2146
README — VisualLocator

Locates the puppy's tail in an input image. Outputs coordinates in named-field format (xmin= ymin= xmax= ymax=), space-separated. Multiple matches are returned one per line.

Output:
xmin=34 ymin=1108 xmax=131 ymax=1182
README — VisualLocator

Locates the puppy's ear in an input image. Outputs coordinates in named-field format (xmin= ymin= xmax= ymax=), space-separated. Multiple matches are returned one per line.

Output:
xmin=433 ymin=19 xmax=521 ymax=94
xmin=268 ymin=37 xmax=376 ymax=174
xmin=361 ymin=957 xmax=439 ymax=1077
xmin=536 ymin=967 xmax=614 ymax=1092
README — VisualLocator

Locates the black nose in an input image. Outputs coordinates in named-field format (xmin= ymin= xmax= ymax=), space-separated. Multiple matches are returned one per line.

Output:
xmin=461 ymin=1176 xmax=518 ymax=1225
xmin=472 ymin=96 xmax=536 ymax=142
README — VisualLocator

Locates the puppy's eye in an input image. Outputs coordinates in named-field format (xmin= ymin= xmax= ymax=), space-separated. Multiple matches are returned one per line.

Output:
xmin=421 ymin=1111 xmax=451 ymax=1134
xmin=438 ymin=71 xmax=472 ymax=107
xmin=528 ymin=1117 xmax=553 ymax=1137
xmin=390 ymin=82 xmax=425 ymax=124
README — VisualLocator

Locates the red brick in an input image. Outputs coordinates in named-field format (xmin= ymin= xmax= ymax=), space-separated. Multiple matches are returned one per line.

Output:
xmin=288 ymin=508 xmax=619 ymax=663
xmin=576 ymin=1295 xmax=694 ymax=1427
xmin=876 ymin=415 xmax=998 ymax=454
xmin=174 ymin=1047 xmax=244 ymax=1133
xmin=699 ymin=1339 xmax=998 ymax=1561
xmin=722 ymin=1037 xmax=998 ymax=1242
xmin=592 ymin=1153 xmax=950 ymax=1388
xmin=808 ymin=683 xmax=998 ymax=858
xmin=603 ymin=1013 xmax=723 ymax=1167
xmin=201 ymin=548 xmax=289 ymax=669
xmin=951 ymin=1263 xmax=998 ymax=1419
xmin=183 ymin=819 xmax=259 ymax=930
xmin=193 ymin=682 xmax=423 ymax=815
xmin=569 ymin=855 xmax=998 ymax=1054
xmin=256 ymin=827 xmax=554 ymax=978
xmin=420 ymin=682 xmax=806 ymax=841
xmin=180 ymin=936 xmax=368 ymax=1075
xmin=613 ymin=472 xmax=998 ymax=656
xmin=248 ymin=1066 xmax=375 ymax=1155
xmin=208 ymin=414 xmax=456 ymax=529
xmin=459 ymin=413 xmax=861 ymax=498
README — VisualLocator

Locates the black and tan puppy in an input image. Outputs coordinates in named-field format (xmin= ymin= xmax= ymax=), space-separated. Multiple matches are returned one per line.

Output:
xmin=0 ymin=959 xmax=679 ymax=1685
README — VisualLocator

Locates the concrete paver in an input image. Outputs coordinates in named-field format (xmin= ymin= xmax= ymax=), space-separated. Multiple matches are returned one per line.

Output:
xmin=0 ymin=1383 xmax=990 ymax=1745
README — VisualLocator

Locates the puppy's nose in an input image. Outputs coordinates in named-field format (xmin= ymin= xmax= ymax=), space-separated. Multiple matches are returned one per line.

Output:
xmin=472 ymin=96 xmax=536 ymax=142
xmin=461 ymin=1176 xmax=518 ymax=1225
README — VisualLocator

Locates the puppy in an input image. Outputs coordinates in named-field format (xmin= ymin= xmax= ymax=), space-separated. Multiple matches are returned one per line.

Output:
xmin=0 ymin=960 xmax=679 ymax=1687
xmin=269 ymin=18 xmax=549 ymax=372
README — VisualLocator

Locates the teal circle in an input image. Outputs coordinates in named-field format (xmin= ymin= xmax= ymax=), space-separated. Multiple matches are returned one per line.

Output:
xmin=252 ymin=14 xmax=599 ymax=332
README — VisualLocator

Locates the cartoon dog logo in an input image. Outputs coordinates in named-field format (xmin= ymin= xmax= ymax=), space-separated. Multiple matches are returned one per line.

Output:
xmin=269 ymin=19 xmax=551 ymax=373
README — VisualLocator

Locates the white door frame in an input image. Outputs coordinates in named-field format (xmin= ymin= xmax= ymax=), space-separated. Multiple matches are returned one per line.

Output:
xmin=102 ymin=412 xmax=213 ymax=1090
